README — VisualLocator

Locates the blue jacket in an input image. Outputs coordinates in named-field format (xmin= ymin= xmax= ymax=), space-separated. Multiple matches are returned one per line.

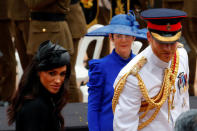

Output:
xmin=88 ymin=49 xmax=135 ymax=131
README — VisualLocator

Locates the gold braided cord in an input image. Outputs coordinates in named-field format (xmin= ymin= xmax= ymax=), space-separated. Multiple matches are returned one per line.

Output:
xmin=137 ymin=68 xmax=172 ymax=130
xmin=170 ymin=50 xmax=179 ymax=109
xmin=137 ymin=50 xmax=179 ymax=130
xmin=112 ymin=72 xmax=130 ymax=113
xmin=139 ymin=104 xmax=152 ymax=119
xmin=138 ymin=107 xmax=161 ymax=130
xmin=112 ymin=57 xmax=147 ymax=113
xmin=140 ymin=85 xmax=164 ymax=112
xmin=137 ymin=69 xmax=171 ymax=108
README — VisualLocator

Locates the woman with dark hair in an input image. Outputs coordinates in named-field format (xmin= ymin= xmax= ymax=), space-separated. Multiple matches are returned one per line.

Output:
xmin=7 ymin=40 xmax=71 ymax=131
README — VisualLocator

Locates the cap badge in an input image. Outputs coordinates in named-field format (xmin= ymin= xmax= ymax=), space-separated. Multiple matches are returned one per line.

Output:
xmin=166 ymin=23 xmax=171 ymax=31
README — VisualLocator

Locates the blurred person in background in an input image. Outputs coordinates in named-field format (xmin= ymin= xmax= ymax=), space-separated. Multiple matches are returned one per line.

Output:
xmin=9 ymin=0 xmax=31 ymax=70
xmin=174 ymin=109 xmax=197 ymax=131
xmin=66 ymin=0 xmax=87 ymax=102
xmin=0 ymin=0 xmax=16 ymax=106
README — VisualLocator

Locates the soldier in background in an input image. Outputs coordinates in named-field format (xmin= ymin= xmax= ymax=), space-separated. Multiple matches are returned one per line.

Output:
xmin=97 ymin=0 xmax=111 ymax=57
xmin=91 ymin=0 xmax=111 ymax=59
xmin=98 ymin=0 xmax=111 ymax=25
xmin=81 ymin=0 xmax=111 ymax=62
xmin=66 ymin=0 xmax=87 ymax=102
xmin=24 ymin=0 xmax=73 ymax=55
xmin=9 ymin=0 xmax=31 ymax=70
xmin=0 ymin=0 xmax=16 ymax=105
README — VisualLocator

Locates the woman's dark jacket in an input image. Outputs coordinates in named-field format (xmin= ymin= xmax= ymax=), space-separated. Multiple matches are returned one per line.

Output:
xmin=15 ymin=87 xmax=61 ymax=131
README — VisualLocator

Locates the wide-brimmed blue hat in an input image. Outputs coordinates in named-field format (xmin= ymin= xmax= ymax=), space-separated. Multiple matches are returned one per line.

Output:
xmin=86 ymin=11 xmax=147 ymax=39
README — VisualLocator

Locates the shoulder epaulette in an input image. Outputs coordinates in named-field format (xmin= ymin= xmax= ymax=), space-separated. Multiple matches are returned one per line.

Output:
xmin=177 ymin=42 xmax=184 ymax=48
xmin=129 ymin=56 xmax=147 ymax=76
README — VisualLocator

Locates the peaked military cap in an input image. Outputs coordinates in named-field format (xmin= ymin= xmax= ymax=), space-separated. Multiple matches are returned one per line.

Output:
xmin=141 ymin=8 xmax=187 ymax=43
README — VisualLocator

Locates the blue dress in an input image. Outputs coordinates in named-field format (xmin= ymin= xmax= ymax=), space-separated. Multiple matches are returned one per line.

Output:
xmin=88 ymin=49 xmax=135 ymax=131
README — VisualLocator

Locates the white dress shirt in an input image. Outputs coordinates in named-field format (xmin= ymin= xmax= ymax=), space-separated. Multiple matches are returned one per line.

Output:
xmin=113 ymin=46 xmax=190 ymax=131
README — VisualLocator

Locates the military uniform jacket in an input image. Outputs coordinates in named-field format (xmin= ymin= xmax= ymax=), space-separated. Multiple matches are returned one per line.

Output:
xmin=66 ymin=2 xmax=87 ymax=38
xmin=113 ymin=46 xmax=190 ymax=131
xmin=24 ymin=0 xmax=74 ymax=55
xmin=24 ymin=0 xmax=70 ymax=14
xmin=9 ymin=0 xmax=30 ymax=20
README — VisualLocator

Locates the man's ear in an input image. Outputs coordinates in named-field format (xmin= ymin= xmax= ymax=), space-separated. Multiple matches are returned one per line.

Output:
xmin=147 ymin=31 xmax=151 ymax=45
xmin=133 ymin=37 xmax=136 ymax=41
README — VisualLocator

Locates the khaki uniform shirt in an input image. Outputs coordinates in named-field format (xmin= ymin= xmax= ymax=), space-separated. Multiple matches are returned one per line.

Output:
xmin=66 ymin=2 xmax=87 ymax=38
xmin=24 ymin=0 xmax=74 ymax=55
xmin=9 ymin=0 xmax=30 ymax=20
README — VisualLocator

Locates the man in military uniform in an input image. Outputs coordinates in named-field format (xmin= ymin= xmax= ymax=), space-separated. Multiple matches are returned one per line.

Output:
xmin=112 ymin=8 xmax=189 ymax=131
xmin=98 ymin=0 xmax=111 ymax=25
xmin=81 ymin=0 xmax=111 ymax=61
xmin=0 ymin=0 xmax=16 ymax=103
xmin=9 ymin=0 xmax=31 ymax=70
xmin=66 ymin=0 xmax=87 ymax=102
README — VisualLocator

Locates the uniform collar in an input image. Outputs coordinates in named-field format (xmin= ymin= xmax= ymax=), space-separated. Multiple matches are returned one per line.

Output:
xmin=146 ymin=46 xmax=171 ymax=69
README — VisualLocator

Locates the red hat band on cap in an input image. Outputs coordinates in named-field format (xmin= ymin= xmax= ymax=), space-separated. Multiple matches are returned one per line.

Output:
xmin=148 ymin=22 xmax=182 ymax=32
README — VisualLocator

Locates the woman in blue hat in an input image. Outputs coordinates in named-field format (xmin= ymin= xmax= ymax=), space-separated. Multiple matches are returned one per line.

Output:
xmin=87 ymin=11 xmax=147 ymax=131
